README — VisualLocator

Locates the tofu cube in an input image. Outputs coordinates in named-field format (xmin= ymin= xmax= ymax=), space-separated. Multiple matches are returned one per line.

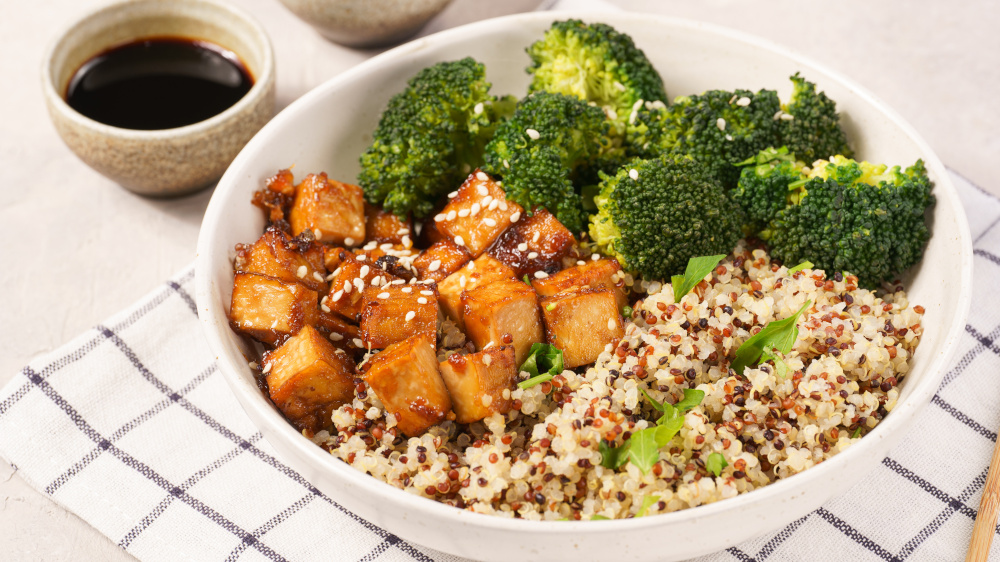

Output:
xmin=364 ymin=203 xmax=413 ymax=246
xmin=364 ymin=334 xmax=452 ymax=436
xmin=289 ymin=173 xmax=365 ymax=245
xmin=316 ymin=311 xmax=363 ymax=356
xmin=436 ymin=170 xmax=523 ymax=257
xmin=323 ymin=246 xmax=349 ymax=272
xmin=252 ymin=168 xmax=295 ymax=223
xmin=326 ymin=255 xmax=399 ymax=322
xmin=230 ymin=273 xmax=318 ymax=346
xmin=264 ymin=325 xmax=356 ymax=433
xmin=360 ymin=284 xmax=438 ymax=349
xmin=235 ymin=228 xmax=328 ymax=294
xmin=412 ymin=240 xmax=471 ymax=282
xmin=438 ymin=254 xmax=516 ymax=328
xmin=438 ymin=346 xmax=517 ymax=424
xmin=462 ymin=278 xmax=542 ymax=364
xmin=540 ymin=288 xmax=624 ymax=368
xmin=532 ymin=258 xmax=628 ymax=310
xmin=488 ymin=208 xmax=576 ymax=277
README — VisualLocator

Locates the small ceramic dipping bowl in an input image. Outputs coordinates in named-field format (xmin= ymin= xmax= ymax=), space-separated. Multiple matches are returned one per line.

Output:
xmin=42 ymin=0 xmax=275 ymax=197
xmin=277 ymin=0 xmax=453 ymax=48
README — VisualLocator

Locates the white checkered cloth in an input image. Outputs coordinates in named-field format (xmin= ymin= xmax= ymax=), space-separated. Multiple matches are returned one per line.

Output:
xmin=0 ymin=170 xmax=998 ymax=562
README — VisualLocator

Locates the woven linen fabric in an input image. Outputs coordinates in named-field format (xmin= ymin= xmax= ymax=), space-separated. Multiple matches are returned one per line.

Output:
xmin=0 ymin=170 xmax=998 ymax=562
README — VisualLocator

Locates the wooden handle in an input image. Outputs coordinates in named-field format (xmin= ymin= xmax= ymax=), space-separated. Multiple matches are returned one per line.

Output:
xmin=967 ymin=435 xmax=1000 ymax=561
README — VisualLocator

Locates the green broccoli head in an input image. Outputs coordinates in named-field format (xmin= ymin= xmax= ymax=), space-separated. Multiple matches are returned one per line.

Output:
xmin=778 ymin=73 xmax=853 ymax=163
xmin=527 ymin=19 xmax=666 ymax=133
xmin=626 ymin=89 xmax=783 ymax=187
xmin=589 ymin=155 xmax=744 ymax=280
xmin=733 ymin=147 xmax=810 ymax=233
xmin=483 ymin=92 xmax=616 ymax=232
xmin=754 ymin=153 xmax=934 ymax=288
xmin=358 ymin=58 xmax=512 ymax=218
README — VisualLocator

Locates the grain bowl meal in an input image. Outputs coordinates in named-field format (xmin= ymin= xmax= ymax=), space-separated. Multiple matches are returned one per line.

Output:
xmin=226 ymin=20 xmax=934 ymax=520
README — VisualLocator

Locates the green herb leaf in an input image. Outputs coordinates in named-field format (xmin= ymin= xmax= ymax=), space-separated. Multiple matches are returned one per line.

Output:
xmin=675 ymin=388 xmax=706 ymax=412
xmin=761 ymin=348 xmax=791 ymax=378
xmin=786 ymin=261 xmax=814 ymax=275
xmin=671 ymin=254 xmax=727 ymax=303
xmin=518 ymin=342 xmax=564 ymax=389
xmin=523 ymin=274 xmax=531 ymax=284
xmin=636 ymin=494 xmax=660 ymax=517
xmin=557 ymin=517 xmax=570 ymax=521
xmin=706 ymin=452 xmax=728 ymax=477
xmin=590 ymin=514 xmax=610 ymax=521
xmin=599 ymin=439 xmax=628 ymax=469
xmin=545 ymin=303 xmax=556 ymax=311
xmin=517 ymin=373 xmax=553 ymax=390
xmin=622 ymin=305 xmax=634 ymax=318
xmin=623 ymin=428 xmax=662 ymax=473
xmin=639 ymin=387 xmax=666 ymax=413
xmin=730 ymin=300 xmax=812 ymax=375
xmin=852 ymin=426 xmax=862 ymax=438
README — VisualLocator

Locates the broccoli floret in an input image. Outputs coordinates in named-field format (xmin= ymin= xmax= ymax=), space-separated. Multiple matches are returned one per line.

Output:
xmin=747 ymin=153 xmax=934 ymax=288
xmin=589 ymin=155 xmax=744 ymax=279
xmin=732 ymin=147 xmax=810 ymax=233
xmin=526 ymin=19 xmax=666 ymax=133
xmin=358 ymin=58 xmax=514 ymax=218
xmin=626 ymin=89 xmax=783 ymax=187
xmin=483 ymin=92 xmax=615 ymax=232
xmin=778 ymin=73 xmax=853 ymax=164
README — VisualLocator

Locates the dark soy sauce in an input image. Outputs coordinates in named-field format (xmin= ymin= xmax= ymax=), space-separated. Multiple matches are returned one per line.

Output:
xmin=66 ymin=37 xmax=253 ymax=130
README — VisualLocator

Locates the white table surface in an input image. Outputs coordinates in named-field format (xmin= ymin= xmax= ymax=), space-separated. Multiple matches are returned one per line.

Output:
xmin=2 ymin=0 xmax=997 ymax=559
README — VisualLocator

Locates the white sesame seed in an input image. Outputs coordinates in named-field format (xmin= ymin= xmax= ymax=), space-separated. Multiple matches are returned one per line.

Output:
xmin=780 ymin=113 xmax=795 ymax=121
xmin=605 ymin=107 xmax=618 ymax=120
xmin=605 ymin=343 xmax=614 ymax=353
xmin=428 ymin=260 xmax=441 ymax=272
xmin=454 ymin=235 xmax=465 ymax=246
xmin=421 ymin=279 xmax=435 ymax=284
xmin=402 ymin=235 xmax=412 ymax=248
xmin=329 ymin=332 xmax=344 ymax=341
xmin=344 ymin=237 xmax=355 ymax=246
xmin=417 ymin=297 xmax=428 ymax=305
xmin=458 ymin=209 xmax=470 ymax=218
xmin=434 ymin=213 xmax=446 ymax=222
xmin=392 ymin=279 xmax=405 ymax=285
xmin=380 ymin=243 xmax=393 ymax=250
xmin=448 ymin=191 xmax=458 ymax=199
xmin=405 ymin=311 xmax=416 ymax=322
xmin=402 ymin=287 xmax=412 ymax=293
xmin=408 ymin=277 xmax=417 ymax=284
xmin=356 ymin=255 xmax=367 ymax=262
xmin=613 ymin=81 xmax=626 ymax=92
xmin=313 ymin=272 xmax=324 ymax=282
xmin=314 ymin=229 xmax=323 ymax=239
xmin=420 ymin=290 xmax=434 ymax=296
xmin=607 ymin=317 xmax=616 ymax=330
xmin=483 ymin=354 xmax=493 ymax=366
xmin=534 ymin=271 xmax=549 ymax=279
xmin=525 ymin=128 xmax=540 ymax=140
xmin=474 ymin=102 xmax=484 ymax=115
xmin=343 ymin=280 xmax=352 ymax=293
xmin=477 ymin=185 xmax=489 ymax=196
xmin=481 ymin=195 xmax=493 ymax=206
xmin=728 ymin=94 xmax=737 ymax=104
xmin=359 ymin=265 xmax=370 ymax=277
xmin=248 ymin=361 xmax=258 ymax=370
xmin=484 ymin=217 xmax=497 ymax=227
xmin=481 ymin=395 xmax=493 ymax=407
xmin=503 ymin=159 xmax=510 ymax=169
xmin=262 ymin=362 xmax=272 ymax=374
xmin=488 ymin=199 xmax=499 ymax=211
xmin=737 ymin=96 xmax=751 ymax=107
xmin=476 ymin=171 xmax=489 ymax=182
xmin=592 ymin=254 xmax=600 ymax=261
xmin=629 ymin=111 xmax=638 ymax=125
xmin=446 ymin=210 xmax=457 ymax=221
xmin=353 ymin=338 xmax=364 ymax=348
xmin=773 ymin=110 xmax=784 ymax=121
xmin=321 ymin=302 xmax=331 ymax=313
xmin=270 ymin=319 xmax=278 ymax=329
xmin=577 ymin=260 xmax=586 ymax=266
xmin=332 ymin=290 xmax=344 ymax=302
xmin=716 ymin=118 xmax=726 ymax=131
xmin=364 ymin=241 xmax=378 ymax=251
xmin=459 ymin=276 xmax=467 ymax=288
xmin=467 ymin=261 xmax=475 ymax=271
xmin=378 ymin=292 xmax=390 ymax=299
xmin=726 ymin=134 xmax=734 ymax=141
xmin=515 ymin=242 xmax=527 ymax=252
xmin=629 ymin=168 xmax=639 ymax=181
xmin=499 ymin=201 xmax=508 ymax=211
xmin=649 ymin=100 xmax=667 ymax=110
xmin=370 ymin=276 xmax=381 ymax=287
xmin=396 ymin=228 xmax=409 ymax=236
xmin=353 ymin=278 xmax=364 ymax=292
xmin=510 ymin=211 xmax=521 ymax=223
xmin=470 ymin=203 xmax=481 ymax=215
xmin=296 ymin=265 xmax=307 ymax=278
xmin=528 ymin=252 xmax=539 ymax=259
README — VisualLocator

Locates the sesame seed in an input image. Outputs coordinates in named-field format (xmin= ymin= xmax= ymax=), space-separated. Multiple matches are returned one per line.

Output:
xmin=773 ymin=110 xmax=784 ymax=121
xmin=728 ymin=94 xmax=737 ymax=104
xmin=726 ymin=134 xmax=734 ymax=141
xmin=605 ymin=107 xmax=618 ymax=120
xmin=454 ymin=235 xmax=465 ymax=246
xmin=737 ymin=96 xmax=751 ymax=107
xmin=604 ymin=343 xmax=614 ymax=353
xmin=477 ymin=185 xmax=489 ymax=196
xmin=359 ymin=265 xmax=370 ymax=277
xmin=380 ymin=243 xmax=393 ymax=250
xmin=473 ymin=102 xmax=484 ymax=115
xmin=607 ymin=317 xmax=616 ymax=330
xmin=396 ymin=228 xmax=409 ymax=236
xmin=408 ymin=277 xmax=417 ymax=284
xmin=446 ymin=210 xmax=457 ymax=221
xmin=470 ymin=203 xmax=481 ymax=215
xmin=613 ymin=81 xmax=626 ymax=92
xmin=353 ymin=338 xmax=364 ymax=348
xmin=517 ymin=243 xmax=528 ymax=252
xmin=476 ymin=171 xmax=489 ymax=182
xmin=592 ymin=254 xmax=600 ymax=261
xmin=405 ymin=311 xmax=416 ymax=322
xmin=343 ymin=281 xmax=352 ymax=293
xmin=483 ymin=354 xmax=493 ymax=366
xmin=510 ymin=211 xmax=521 ymax=223
xmin=780 ymin=113 xmax=795 ymax=121
xmin=503 ymin=159 xmax=510 ymax=169
xmin=313 ymin=271 xmax=324 ymax=282
xmin=364 ymin=241 xmax=378 ymax=251
xmin=332 ymin=290 xmax=344 ymax=302
xmin=402 ymin=287 xmax=412 ymax=293
xmin=534 ymin=271 xmax=548 ymax=279
xmin=577 ymin=260 xmax=586 ymax=266
xmin=481 ymin=195 xmax=493 ymax=206
xmin=716 ymin=118 xmax=726 ymax=131
xmin=420 ymin=290 xmax=434 ymax=296
xmin=262 ymin=362 xmax=272 ymax=374
xmin=528 ymin=252 xmax=539 ymax=259
xmin=270 ymin=319 xmax=278 ymax=329
xmin=370 ymin=276 xmax=381 ymax=287
xmin=314 ymin=229 xmax=323 ymax=239
xmin=296 ymin=265 xmax=307 ymax=278
xmin=448 ymin=191 xmax=458 ymax=199
xmin=467 ymin=261 xmax=476 ymax=271
xmin=392 ymin=279 xmax=405 ymax=285
xmin=458 ymin=209 xmax=470 ymax=218
xmin=376 ymin=292 xmax=389 ymax=299
xmin=459 ymin=276 xmax=467 ymax=288
xmin=499 ymin=201 xmax=508 ymax=211
xmin=488 ymin=199 xmax=499 ymax=211
xmin=344 ymin=237 xmax=355 ymax=246
xmin=484 ymin=218 xmax=497 ymax=227
xmin=402 ymin=235 xmax=412 ymax=247
xmin=428 ymin=260 xmax=441 ymax=272
xmin=629 ymin=168 xmax=639 ymax=181
xmin=434 ymin=213 xmax=446 ymax=222
xmin=353 ymin=278 xmax=364 ymax=292
xmin=532 ymin=232 xmax=540 ymax=243
xmin=356 ymin=255 xmax=367 ymax=262
xmin=321 ymin=302 xmax=331 ymax=313
xmin=629 ymin=111 xmax=638 ymax=125
xmin=248 ymin=361 xmax=258 ymax=370
xmin=481 ymin=395 xmax=493 ymax=407
xmin=632 ymin=99 xmax=644 ymax=111
xmin=417 ymin=297 xmax=428 ymax=304
xmin=525 ymin=128 xmax=540 ymax=140
xmin=329 ymin=332 xmax=344 ymax=341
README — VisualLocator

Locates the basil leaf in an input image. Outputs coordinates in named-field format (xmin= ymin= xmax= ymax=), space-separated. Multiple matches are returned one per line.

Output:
xmin=706 ymin=452 xmax=728 ymax=477
xmin=639 ymin=387 xmax=666 ymax=413
xmin=671 ymin=254 xmax=727 ymax=303
xmin=730 ymin=300 xmax=811 ymax=375
xmin=590 ymin=514 xmax=610 ymax=521
xmin=599 ymin=439 xmax=628 ymax=469
xmin=624 ymin=428 xmax=662 ymax=473
xmin=519 ymin=343 xmax=563 ymax=379
xmin=636 ymin=494 xmax=660 ymax=517
xmin=761 ymin=348 xmax=791 ymax=378
xmin=786 ymin=261 xmax=813 ymax=274
xmin=675 ymin=388 xmax=705 ymax=412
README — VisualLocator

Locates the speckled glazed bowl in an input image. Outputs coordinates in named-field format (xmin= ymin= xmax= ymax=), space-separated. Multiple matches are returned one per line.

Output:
xmin=195 ymin=11 xmax=973 ymax=561
xmin=276 ymin=0 xmax=453 ymax=48
xmin=42 ymin=0 xmax=275 ymax=197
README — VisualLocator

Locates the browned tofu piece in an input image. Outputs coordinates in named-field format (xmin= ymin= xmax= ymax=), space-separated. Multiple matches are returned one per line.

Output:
xmin=364 ymin=334 xmax=452 ymax=436
xmin=325 ymin=255 xmax=399 ymax=322
xmin=230 ymin=273 xmax=318 ymax=346
xmin=289 ymin=173 xmax=365 ymax=245
xmin=540 ymin=288 xmax=624 ymax=368
xmin=360 ymin=284 xmax=438 ymax=349
xmin=264 ymin=325 xmax=355 ymax=433
xmin=412 ymin=240 xmax=471 ymax=282
xmin=364 ymin=203 xmax=413 ymax=245
xmin=438 ymin=254 xmax=516 ymax=328
xmin=235 ymin=228 xmax=328 ymax=294
xmin=252 ymin=169 xmax=295 ymax=223
xmin=323 ymin=246 xmax=349 ymax=272
xmin=415 ymin=214 xmax=445 ymax=247
xmin=315 ymin=311 xmax=364 ymax=356
xmin=438 ymin=346 xmax=517 ymax=424
xmin=462 ymin=278 xmax=542 ymax=364
xmin=532 ymin=258 xmax=628 ymax=310
xmin=487 ymin=208 xmax=576 ymax=277
xmin=435 ymin=170 xmax=523 ymax=257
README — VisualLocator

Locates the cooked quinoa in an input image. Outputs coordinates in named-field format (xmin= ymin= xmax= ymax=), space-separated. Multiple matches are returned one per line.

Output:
xmin=312 ymin=241 xmax=924 ymax=520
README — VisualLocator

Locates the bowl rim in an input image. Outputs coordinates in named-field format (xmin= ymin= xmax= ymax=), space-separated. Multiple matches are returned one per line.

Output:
xmin=196 ymin=9 xmax=974 ymax=535
xmin=41 ymin=0 xmax=275 ymax=139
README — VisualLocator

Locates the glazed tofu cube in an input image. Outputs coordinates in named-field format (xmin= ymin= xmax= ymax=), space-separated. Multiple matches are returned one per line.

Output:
xmin=435 ymin=170 xmax=523 ymax=257
xmin=360 ymin=284 xmax=438 ymax=349
xmin=364 ymin=203 xmax=413 ymax=246
xmin=326 ymin=255 xmax=399 ymax=322
xmin=316 ymin=311 xmax=363 ymax=355
xmin=412 ymin=240 xmax=471 ymax=282
xmin=540 ymin=288 xmax=624 ymax=368
xmin=264 ymin=325 xmax=355 ymax=433
xmin=462 ymin=278 xmax=542 ymax=364
xmin=235 ymin=228 xmax=328 ymax=294
xmin=230 ymin=273 xmax=318 ymax=346
xmin=488 ymin=208 xmax=576 ymax=277
xmin=289 ymin=173 xmax=365 ymax=245
xmin=252 ymin=169 xmax=295 ymax=223
xmin=438 ymin=254 xmax=516 ymax=328
xmin=438 ymin=346 xmax=517 ymax=424
xmin=323 ymin=246 xmax=349 ymax=272
xmin=532 ymin=258 xmax=628 ymax=310
xmin=364 ymin=334 xmax=452 ymax=436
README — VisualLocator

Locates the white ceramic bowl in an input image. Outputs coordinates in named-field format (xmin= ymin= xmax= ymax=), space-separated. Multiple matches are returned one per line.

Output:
xmin=195 ymin=11 xmax=973 ymax=561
